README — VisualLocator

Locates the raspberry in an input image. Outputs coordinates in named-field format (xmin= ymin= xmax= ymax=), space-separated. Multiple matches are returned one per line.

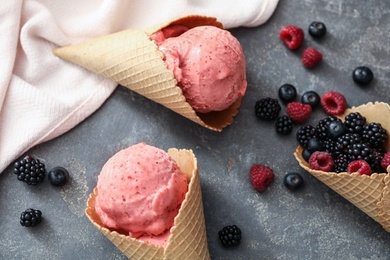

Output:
xmin=320 ymin=91 xmax=347 ymax=116
xmin=279 ymin=25 xmax=304 ymax=50
xmin=309 ymin=151 xmax=334 ymax=172
xmin=347 ymin=160 xmax=372 ymax=176
xmin=381 ymin=151 xmax=390 ymax=172
xmin=249 ymin=164 xmax=274 ymax=192
xmin=302 ymin=47 xmax=322 ymax=68
xmin=286 ymin=102 xmax=312 ymax=124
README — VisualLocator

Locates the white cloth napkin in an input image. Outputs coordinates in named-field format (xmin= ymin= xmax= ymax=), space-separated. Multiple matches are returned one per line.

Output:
xmin=0 ymin=0 xmax=279 ymax=173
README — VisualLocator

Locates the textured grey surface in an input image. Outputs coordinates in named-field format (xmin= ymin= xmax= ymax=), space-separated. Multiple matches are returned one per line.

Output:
xmin=1 ymin=0 xmax=390 ymax=259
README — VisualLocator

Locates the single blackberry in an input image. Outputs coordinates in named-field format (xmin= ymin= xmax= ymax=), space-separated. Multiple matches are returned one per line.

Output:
xmin=336 ymin=133 xmax=362 ymax=154
xmin=333 ymin=154 xmax=350 ymax=173
xmin=346 ymin=142 xmax=373 ymax=165
xmin=344 ymin=112 xmax=366 ymax=134
xmin=315 ymin=116 xmax=342 ymax=140
xmin=371 ymin=148 xmax=386 ymax=173
xmin=296 ymin=125 xmax=316 ymax=147
xmin=255 ymin=97 xmax=281 ymax=121
xmin=13 ymin=156 xmax=46 ymax=185
xmin=218 ymin=225 xmax=242 ymax=247
xmin=322 ymin=138 xmax=342 ymax=158
xmin=275 ymin=116 xmax=293 ymax=135
xmin=20 ymin=208 xmax=42 ymax=227
xmin=362 ymin=122 xmax=387 ymax=148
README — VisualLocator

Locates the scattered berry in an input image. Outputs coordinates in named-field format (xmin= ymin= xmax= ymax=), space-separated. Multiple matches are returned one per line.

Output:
xmin=249 ymin=164 xmax=275 ymax=192
xmin=278 ymin=84 xmax=297 ymax=103
xmin=327 ymin=120 xmax=346 ymax=140
xmin=20 ymin=208 xmax=42 ymax=227
xmin=301 ymin=91 xmax=320 ymax=108
xmin=218 ymin=225 xmax=242 ymax=247
xmin=279 ymin=25 xmax=304 ymax=50
xmin=302 ymin=47 xmax=322 ymax=68
xmin=352 ymin=66 xmax=374 ymax=86
xmin=13 ymin=156 xmax=46 ymax=186
xmin=275 ymin=115 xmax=293 ymax=135
xmin=347 ymin=160 xmax=372 ymax=175
xmin=48 ymin=167 xmax=70 ymax=186
xmin=308 ymin=21 xmax=327 ymax=38
xmin=381 ymin=151 xmax=390 ymax=172
xmin=283 ymin=172 xmax=304 ymax=190
xmin=255 ymin=97 xmax=281 ymax=121
xmin=320 ymin=91 xmax=347 ymax=116
xmin=309 ymin=151 xmax=334 ymax=172
xmin=286 ymin=102 xmax=312 ymax=124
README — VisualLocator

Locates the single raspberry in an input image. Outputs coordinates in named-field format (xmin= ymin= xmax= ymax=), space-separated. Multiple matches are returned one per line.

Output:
xmin=286 ymin=102 xmax=312 ymax=124
xmin=381 ymin=151 xmax=390 ymax=172
xmin=347 ymin=160 xmax=372 ymax=175
xmin=302 ymin=47 xmax=322 ymax=68
xmin=279 ymin=25 xmax=304 ymax=50
xmin=249 ymin=164 xmax=275 ymax=192
xmin=320 ymin=91 xmax=347 ymax=116
xmin=309 ymin=151 xmax=334 ymax=172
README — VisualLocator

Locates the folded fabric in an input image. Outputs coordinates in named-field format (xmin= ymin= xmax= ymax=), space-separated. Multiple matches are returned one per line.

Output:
xmin=0 ymin=0 xmax=279 ymax=173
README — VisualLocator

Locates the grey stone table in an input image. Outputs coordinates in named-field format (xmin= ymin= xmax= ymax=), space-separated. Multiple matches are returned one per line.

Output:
xmin=1 ymin=0 xmax=390 ymax=259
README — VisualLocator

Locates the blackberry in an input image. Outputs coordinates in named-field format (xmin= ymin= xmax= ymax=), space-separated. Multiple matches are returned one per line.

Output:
xmin=255 ymin=97 xmax=281 ymax=121
xmin=315 ymin=116 xmax=341 ymax=140
xmin=344 ymin=112 xmax=366 ymax=134
xmin=20 ymin=208 xmax=42 ymax=227
xmin=13 ymin=156 xmax=46 ymax=185
xmin=362 ymin=122 xmax=387 ymax=148
xmin=218 ymin=225 xmax=242 ymax=247
xmin=336 ymin=133 xmax=362 ymax=154
xmin=275 ymin=116 xmax=293 ymax=135
xmin=296 ymin=125 xmax=316 ymax=147
xmin=346 ymin=142 xmax=373 ymax=165
xmin=371 ymin=148 xmax=386 ymax=173
xmin=322 ymin=138 xmax=341 ymax=158
xmin=333 ymin=154 xmax=350 ymax=173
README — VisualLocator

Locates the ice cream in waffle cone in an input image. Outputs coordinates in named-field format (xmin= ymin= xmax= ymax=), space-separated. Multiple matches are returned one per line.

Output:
xmin=294 ymin=102 xmax=390 ymax=232
xmin=85 ymin=147 xmax=210 ymax=259
xmin=53 ymin=15 xmax=245 ymax=131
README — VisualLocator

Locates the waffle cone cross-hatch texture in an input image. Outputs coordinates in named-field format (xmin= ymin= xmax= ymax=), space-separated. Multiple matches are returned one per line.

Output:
xmin=52 ymin=15 xmax=242 ymax=132
xmin=294 ymin=102 xmax=390 ymax=232
xmin=85 ymin=148 xmax=210 ymax=259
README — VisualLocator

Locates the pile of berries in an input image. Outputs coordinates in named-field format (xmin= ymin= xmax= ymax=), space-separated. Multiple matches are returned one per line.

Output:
xmin=297 ymin=111 xmax=389 ymax=175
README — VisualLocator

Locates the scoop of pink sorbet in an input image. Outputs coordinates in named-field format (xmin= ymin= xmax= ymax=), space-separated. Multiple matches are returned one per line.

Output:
xmin=95 ymin=143 xmax=188 ymax=240
xmin=152 ymin=25 xmax=247 ymax=113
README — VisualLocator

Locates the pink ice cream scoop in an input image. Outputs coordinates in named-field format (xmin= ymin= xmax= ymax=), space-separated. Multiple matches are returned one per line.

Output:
xmin=151 ymin=25 xmax=247 ymax=113
xmin=94 ymin=143 xmax=188 ymax=244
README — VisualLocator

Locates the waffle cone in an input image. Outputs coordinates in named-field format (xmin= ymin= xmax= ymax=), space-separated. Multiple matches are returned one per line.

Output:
xmin=53 ymin=15 xmax=242 ymax=132
xmin=294 ymin=102 xmax=390 ymax=232
xmin=85 ymin=148 xmax=210 ymax=259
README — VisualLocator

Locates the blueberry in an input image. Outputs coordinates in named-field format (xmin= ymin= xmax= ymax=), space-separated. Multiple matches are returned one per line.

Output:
xmin=302 ymin=148 xmax=312 ymax=162
xmin=278 ymin=84 xmax=297 ymax=103
xmin=327 ymin=120 xmax=346 ymax=140
xmin=48 ymin=167 xmax=69 ymax=186
xmin=352 ymin=66 xmax=373 ymax=86
xmin=283 ymin=172 xmax=304 ymax=190
xmin=301 ymin=91 xmax=320 ymax=108
xmin=308 ymin=21 xmax=327 ymax=38
xmin=307 ymin=138 xmax=324 ymax=152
